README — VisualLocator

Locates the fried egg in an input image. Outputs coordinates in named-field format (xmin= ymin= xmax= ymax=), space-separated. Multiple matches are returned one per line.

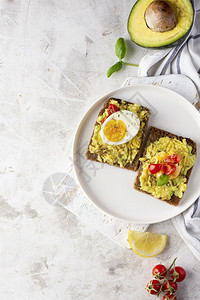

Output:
xmin=100 ymin=110 xmax=140 ymax=145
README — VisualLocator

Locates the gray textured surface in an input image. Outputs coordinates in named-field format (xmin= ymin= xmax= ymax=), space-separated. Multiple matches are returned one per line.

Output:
xmin=0 ymin=0 xmax=200 ymax=299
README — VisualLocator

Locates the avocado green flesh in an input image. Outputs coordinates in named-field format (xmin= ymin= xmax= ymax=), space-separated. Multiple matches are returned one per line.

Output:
xmin=128 ymin=0 xmax=194 ymax=48
xmin=89 ymin=100 xmax=150 ymax=168
xmin=139 ymin=137 xmax=196 ymax=201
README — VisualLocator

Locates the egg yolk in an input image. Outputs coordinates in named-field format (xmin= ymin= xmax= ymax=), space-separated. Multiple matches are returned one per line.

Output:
xmin=103 ymin=120 xmax=127 ymax=142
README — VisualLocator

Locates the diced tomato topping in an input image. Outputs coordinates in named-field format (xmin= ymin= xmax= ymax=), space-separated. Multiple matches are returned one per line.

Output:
xmin=163 ymin=163 xmax=176 ymax=175
xmin=164 ymin=154 xmax=181 ymax=164
xmin=149 ymin=163 xmax=177 ymax=176
xmin=107 ymin=104 xmax=119 ymax=115
xmin=148 ymin=154 xmax=181 ymax=178
xmin=101 ymin=117 xmax=107 ymax=124
xmin=101 ymin=104 xmax=119 ymax=125
xmin=148 ymin=164 xmax=162 ymax=174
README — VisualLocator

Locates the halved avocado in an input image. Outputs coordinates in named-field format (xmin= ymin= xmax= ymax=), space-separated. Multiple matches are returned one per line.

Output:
xmin=128 ymin=0 xmax=194 ymax=48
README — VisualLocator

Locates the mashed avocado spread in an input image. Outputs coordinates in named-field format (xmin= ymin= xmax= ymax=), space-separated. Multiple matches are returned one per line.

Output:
xmin=139 ymin=137 xmax=196 ymax=200
xmin=89 ymin=100 xmax=149 ymax=167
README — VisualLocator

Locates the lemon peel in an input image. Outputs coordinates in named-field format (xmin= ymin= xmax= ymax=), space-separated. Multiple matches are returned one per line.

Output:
xmin=128 ymin=230 xmax=167 ymax=258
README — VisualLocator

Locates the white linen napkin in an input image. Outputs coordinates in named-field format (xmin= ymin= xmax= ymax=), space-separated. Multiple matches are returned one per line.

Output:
xmin=134 ymin=0 xmax=200 ymax=260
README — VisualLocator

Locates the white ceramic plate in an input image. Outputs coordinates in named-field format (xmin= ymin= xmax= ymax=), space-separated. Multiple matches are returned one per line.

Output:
xmin=73 ymin=85 xmax=200 ymax=224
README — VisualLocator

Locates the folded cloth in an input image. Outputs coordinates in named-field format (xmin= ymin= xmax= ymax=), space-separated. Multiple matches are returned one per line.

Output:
xmin=172 ymin=199 xmax=200 ymax=261
xmin=136 ymin=0 xmax=200 ymax=260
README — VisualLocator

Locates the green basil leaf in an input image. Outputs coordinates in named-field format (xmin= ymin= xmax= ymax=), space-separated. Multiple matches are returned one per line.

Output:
xmin=157 ymin=174 xmax=169 ymax=186
xmin=107 ymin=61 xmax=122 ymax=78
xmin=115 ymin=38 xmax=127 ymax=60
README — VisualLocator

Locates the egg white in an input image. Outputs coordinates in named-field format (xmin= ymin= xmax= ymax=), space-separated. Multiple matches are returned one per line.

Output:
xmin=100 ymin=110 xmax=140 ymax=145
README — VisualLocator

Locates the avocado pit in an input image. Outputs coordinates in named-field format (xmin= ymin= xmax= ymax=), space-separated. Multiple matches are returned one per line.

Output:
xmin=145 ymin=0 xmax=177 ymax=33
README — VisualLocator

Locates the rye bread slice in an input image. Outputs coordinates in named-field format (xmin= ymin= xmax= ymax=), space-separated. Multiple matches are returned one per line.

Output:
xmin=85 ymin=98 xmax=150 ymax=171
xmin=134 ymin=126 xmax=197 ymax=206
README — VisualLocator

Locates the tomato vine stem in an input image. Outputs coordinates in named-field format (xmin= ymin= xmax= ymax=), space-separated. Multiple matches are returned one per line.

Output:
xmin=157 ymin=257 xmax=177 ymax=296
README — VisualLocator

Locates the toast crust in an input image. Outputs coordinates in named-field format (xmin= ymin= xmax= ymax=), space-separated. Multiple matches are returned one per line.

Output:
xmin=134 ymin=126 xmax=197 ymax=206
xmin=85 ymin=98 xmax=150 ymax=171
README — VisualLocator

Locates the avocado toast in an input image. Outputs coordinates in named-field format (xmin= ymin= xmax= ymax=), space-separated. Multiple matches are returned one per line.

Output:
xmin=86 ymin=98 xmax=150 ymax=171
xmin=134 ymin=126 xmax=196 ymax=206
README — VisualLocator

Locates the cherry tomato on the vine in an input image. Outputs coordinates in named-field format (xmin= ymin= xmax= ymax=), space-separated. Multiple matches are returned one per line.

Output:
xmin=152 ymin=264 xmax=167 ymax=279
xmin=170 ymin=266 xmax=186 ymax=282
xmin=146 ymin=279 xmax=161 ymax=295
xmin=162 ymin=280 xmax=178 ymax=293
xmin=148 ymin=164 xmax=162 ymax=174
xmin=164 ymin=154 xmax=180 ymax=164
xmin=163 ymin=293 xmax=177 ymax=300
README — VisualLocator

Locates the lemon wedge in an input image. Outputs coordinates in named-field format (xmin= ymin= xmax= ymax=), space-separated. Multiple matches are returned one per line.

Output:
xmin=128 ymin=230 xmax=167 ymax=258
